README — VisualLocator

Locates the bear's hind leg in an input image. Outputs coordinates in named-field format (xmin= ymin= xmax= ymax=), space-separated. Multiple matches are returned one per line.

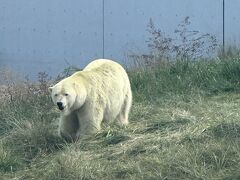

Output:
xmin=117 ymin=92 xmax=132 ymax=126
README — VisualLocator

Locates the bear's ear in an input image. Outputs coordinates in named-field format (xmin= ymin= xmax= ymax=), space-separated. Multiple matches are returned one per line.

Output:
xmin=48 ymin=87 xmax=53 ymax=93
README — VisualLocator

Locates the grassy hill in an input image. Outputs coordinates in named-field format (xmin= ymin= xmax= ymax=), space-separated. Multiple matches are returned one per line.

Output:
xmin=1 ymin=58 xmax=240 ymax=179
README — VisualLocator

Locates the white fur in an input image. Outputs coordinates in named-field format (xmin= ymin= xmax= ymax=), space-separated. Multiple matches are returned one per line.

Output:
xmin=49 ymin=59 xmax=132 ymax=142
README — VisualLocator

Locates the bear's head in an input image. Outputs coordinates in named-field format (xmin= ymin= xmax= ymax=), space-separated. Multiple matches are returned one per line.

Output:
xmin=49 ymin=80 xmax=87 ymax=115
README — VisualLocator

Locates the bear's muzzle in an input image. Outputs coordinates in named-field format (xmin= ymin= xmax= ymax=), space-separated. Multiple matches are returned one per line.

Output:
xmin=57 ymin=102 xmax=64 ymax=110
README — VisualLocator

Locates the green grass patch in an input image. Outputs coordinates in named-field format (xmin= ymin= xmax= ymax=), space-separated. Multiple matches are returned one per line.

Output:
xmin=1 ymin=58 xmax=240 ymax=179
xmin=130 ymin=58 xmax=240 ymax=102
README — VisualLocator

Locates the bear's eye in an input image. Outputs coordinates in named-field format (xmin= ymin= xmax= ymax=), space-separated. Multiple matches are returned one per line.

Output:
xmin=64 ymin=93 xmax=69 ymax=96
xmin=54 ymin=94 xmax=58 ymax=97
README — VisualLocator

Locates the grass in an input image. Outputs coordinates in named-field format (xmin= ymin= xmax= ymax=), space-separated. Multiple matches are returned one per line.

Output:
xmin=1 ymin=57 xmax=240 ymax=179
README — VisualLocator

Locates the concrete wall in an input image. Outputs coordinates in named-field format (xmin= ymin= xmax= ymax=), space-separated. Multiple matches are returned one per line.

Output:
xmin=0 ymin=0 xmax=238 ymax=79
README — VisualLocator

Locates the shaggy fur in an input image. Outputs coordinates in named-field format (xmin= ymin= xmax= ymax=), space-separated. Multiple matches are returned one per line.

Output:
xmin=49 ymin=59 xmax=132 ymax=142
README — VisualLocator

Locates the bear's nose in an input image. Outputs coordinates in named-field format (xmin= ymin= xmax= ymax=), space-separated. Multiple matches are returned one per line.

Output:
xmin=57 ymin=102 xmax=64 ymax=110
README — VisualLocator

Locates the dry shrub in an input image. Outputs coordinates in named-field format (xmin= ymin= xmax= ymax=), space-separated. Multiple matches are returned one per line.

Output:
xmin=0 ymin=68 xmax=51 ymax=103
xmin=130 ymin=16 xmax=218 ymax=68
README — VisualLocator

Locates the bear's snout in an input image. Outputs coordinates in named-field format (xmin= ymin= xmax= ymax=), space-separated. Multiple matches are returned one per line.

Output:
xmin=57 ymin=102 xmax=64 ymax=110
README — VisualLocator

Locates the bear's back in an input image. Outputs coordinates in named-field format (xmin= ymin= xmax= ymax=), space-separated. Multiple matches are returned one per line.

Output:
xmin=82 ymin=59 xmax=131 ymax=122
xmin=83 ymin=59 xmax=124 ymax=72
xmin=82 ymin=59 xmax=129 ymax=84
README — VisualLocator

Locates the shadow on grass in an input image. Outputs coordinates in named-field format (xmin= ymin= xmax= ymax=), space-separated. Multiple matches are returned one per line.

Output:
xmin=207 ymin=122 xmax=240 ymax=139
xmin=113 ymin=168 xmax=135 ymax=179
xmin=126 ymin=145 xmax=147 ymax=157
xmin=95 ymin=130 xmax=130 ymax=146
xmin=141 ymin=118 xmax=190 ymax=134
xmin=4 ymin=123 xmax=65 ymax=164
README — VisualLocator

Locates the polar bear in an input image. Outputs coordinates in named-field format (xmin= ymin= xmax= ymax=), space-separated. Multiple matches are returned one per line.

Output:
xmin=49 ymin=59 xmax=132 ymax=142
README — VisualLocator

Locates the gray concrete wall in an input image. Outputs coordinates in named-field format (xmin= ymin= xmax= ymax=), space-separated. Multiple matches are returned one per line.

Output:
xmin=0 ymin=0 xmax=238 ymax=79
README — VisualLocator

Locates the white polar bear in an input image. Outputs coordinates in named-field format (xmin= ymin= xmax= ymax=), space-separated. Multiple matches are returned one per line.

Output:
xmin=49 ymin=59 xmax=132 ymax=142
